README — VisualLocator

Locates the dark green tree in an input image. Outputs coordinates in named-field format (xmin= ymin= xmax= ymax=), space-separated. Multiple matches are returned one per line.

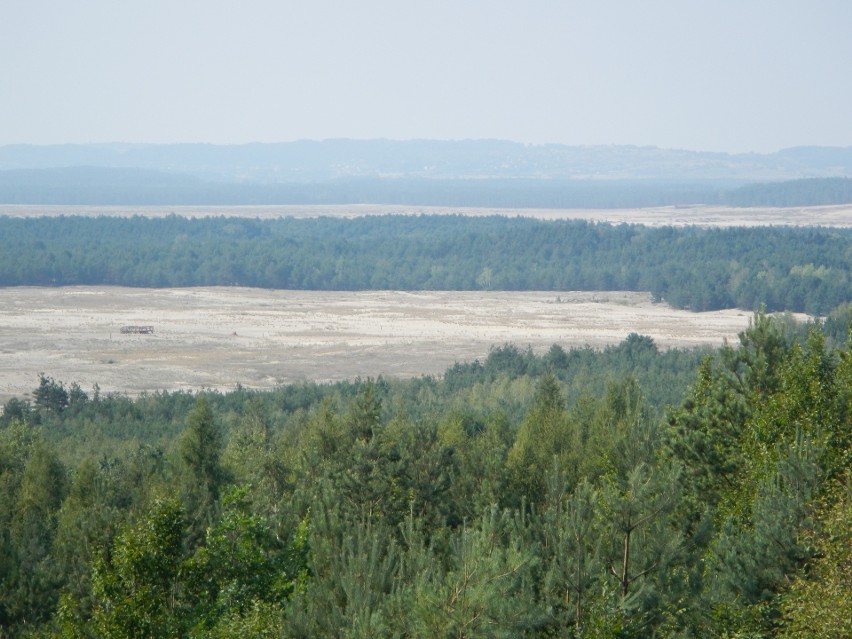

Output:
xmin=180 ymin=396 xmax=225 ymax=537
xmin=665 ymin=356 xmax=750 ymax=522
xmin=709 ymin=438 xmax=821 ymax=637
xmin=33 ymin=374 xmax=69 ymax=415
xmin=407 ymin=506 xmax=544 ymax=638
xmin=3 ymin=441 xmax=67 ymax=633
xmin=51 ymin=456 xmax=125 ymax=621
xmin=541 ymin=480 xmax=602 ymax=636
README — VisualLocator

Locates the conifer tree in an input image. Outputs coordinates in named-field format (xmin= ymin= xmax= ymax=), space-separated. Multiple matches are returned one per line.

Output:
xmin=284 ymin=510 xmax=399 ymax=639
xmin=33 ymin=374 xmax=69 ymax=415
xmin=541 ymin=480 xmax=602 ymax=635
xmin=665 ymin=356 xmax=750 ymax=522
xmin=180 ymin=396 xmax=225 ymax=537
xmin=4 ymin=442 xmax=66 ymax=632
xmin=407 ymin=506 xmax=544 ymax=638
xmin=709 ymin=438 xmax=821 ymax=637
xmin=507 ymin=372 xmax=571 ymax=507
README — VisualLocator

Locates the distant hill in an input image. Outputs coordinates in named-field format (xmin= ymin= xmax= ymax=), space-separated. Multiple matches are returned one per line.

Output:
xmin=2 ymin=140 xmax=852 ymax=182
xmin=1 ymin=141 xmax=851 ymax=207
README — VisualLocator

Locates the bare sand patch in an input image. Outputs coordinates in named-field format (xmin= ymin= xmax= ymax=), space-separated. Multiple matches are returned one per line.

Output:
xmin=0 ymin=287 xmax=785 ymax=403
xmin=1 ymin=204 xmax=850 ymax=227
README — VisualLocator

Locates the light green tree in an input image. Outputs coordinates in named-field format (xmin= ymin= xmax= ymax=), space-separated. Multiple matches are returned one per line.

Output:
xmin=507 ymin=373 xmax=572 ymax=507
xmin=89 ymin=497 xmax=188 ymax=639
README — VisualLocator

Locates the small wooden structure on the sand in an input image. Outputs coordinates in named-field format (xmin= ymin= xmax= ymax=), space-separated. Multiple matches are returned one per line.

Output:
xmin=120 ymin=325 xmax=154 ymax=335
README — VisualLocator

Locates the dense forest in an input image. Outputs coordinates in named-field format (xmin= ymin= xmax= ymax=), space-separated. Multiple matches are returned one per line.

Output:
xmin=721 ymin=177 xmax=852 ymax=207
xmin=0 ymin=171 xmax=728 ymax=208
xmin=2 ymin=170 xmax=852 ymax=208
xmin=0 ymin=314 xmax=850 ymax=638
xmin=0 ymin=215 xmax=849 ymax=315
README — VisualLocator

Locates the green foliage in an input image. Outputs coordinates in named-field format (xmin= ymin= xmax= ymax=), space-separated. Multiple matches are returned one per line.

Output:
xmin=406 ymin=507 xmax=545 ymax=638
xmin=598 ymin=460 xmax=684 ymax=633
xmin=0 ymin=319 xmax=849 ymax=638
xmin=199 ymin=600 xmax=285 ymax=639
xmin=285 ymin=510 xmax=400 ymax=638
xmin=0 ymin=439 xmax=67 ymax=634
xmin=1 ymin=398 xmax=34 ymax=427
xmin=0 ymin=215 xmax=848 ymax=313
xmin=180 ymin=396 xmax=226 ymax=538
xmin=187 ymin=486 xmax=308 ymax=635
xmin=663 ymin=314 xmax=851 ymax=638
xmin=60 ymin=488 xmax=309 ymax=639
xmin=51 ymin=457 xmax=125 ymax=617
xmin=221 ymin=399 xmax=292 ymax=519
xmin=540 ymin=480 xmax=602 ymax=635
xmin=728 ymin=310 xmax=790 ymax=399
xmin=350 ymin=379 xmax=383 ymax=443
xmin=748 ymin=329 xmax=841 ymax=478
xmin=779 ymin=477 xmax=852 ymax=639
xmin=507 ymin=373 xmax=572 ymax=507
xmin=665 ymin=356 xmax=751 ymax=521
xmin=33 ymin=374 xmax=70 ymax=415
xmin=89 ymin=496 xmax=188 ymax=639
xmin=707 ymin=439 xmax=821 ymax=637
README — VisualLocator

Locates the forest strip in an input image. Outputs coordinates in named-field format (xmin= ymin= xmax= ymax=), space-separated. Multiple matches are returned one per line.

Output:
xmin=1 ymin=203 xmax=851 ymax=227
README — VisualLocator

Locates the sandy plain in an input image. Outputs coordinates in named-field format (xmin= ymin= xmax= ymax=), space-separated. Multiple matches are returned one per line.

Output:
xmin=0 ymin=287 xmax=776 ymax=403
xmin=1 ymin=203 xmax=851 ymax=227
xmin=1 ymin=204 xmax=839 ymax=403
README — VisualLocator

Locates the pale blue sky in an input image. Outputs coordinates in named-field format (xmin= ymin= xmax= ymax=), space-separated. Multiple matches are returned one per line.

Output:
xmin=2 ymin=0 xmax=850 ymax=152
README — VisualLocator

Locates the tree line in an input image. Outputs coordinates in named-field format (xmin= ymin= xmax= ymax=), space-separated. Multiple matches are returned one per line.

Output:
xmin=721 ymin=177 xmax=852 ymax=207
xmin=0 ymin=314 xmax=849 ymax=638
xmin=1 ymin=215 xmax=849 ymax=314
xmin=2 ymin=162 xmax=852 ymax=207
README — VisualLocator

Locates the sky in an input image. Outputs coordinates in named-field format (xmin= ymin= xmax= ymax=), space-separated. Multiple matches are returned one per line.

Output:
xmin=2 ymin=1 xmax=851 ymax=153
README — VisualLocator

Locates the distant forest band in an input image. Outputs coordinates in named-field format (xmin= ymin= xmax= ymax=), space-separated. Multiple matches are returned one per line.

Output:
xmin=0 ymin=214 xmax=848 ymax=315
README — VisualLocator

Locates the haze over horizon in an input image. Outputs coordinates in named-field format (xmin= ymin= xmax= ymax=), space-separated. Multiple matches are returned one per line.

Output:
xmin=3 ymin=1 xmax=852 ymax=154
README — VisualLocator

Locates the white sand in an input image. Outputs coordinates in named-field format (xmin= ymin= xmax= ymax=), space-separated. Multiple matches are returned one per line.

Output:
xmin=0 ymin=287 xmax=787 ymax=402
xmin=1 ymin=203 xmax=850 ymax=227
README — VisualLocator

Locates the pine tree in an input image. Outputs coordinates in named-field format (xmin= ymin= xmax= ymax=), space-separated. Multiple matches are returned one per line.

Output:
xmin=180 ymin=396 xmax=225 ymax=537
xmin=284 ymin=509 xmax=399 ymax=639
xmin=4 ymin=442 xmax=67 ymax=633
xmin=665 ymin=356 xmax=750 ymax=523
xmin=709 ymin=438 xmax=821 ymax=637
xmin=541 ymin=480 xmax=602 ymax=636
xmin=407 ymin=506 xmax=544 ymax=638
xmin=507 ymin=372 xmax=571 ymax=507
xmin=33 ymin=374 xmax=69 ymax=415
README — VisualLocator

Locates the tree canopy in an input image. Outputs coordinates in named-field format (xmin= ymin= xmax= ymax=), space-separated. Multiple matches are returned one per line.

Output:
xmin=0 ymin=315 xmax=849 ymax=637
xmin=0 ymin=215 xmax=849 ymax=314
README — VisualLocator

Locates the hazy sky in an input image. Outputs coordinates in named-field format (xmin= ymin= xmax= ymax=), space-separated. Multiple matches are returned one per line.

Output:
xmin=2 ymin=1 xmax=851 ymax=153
